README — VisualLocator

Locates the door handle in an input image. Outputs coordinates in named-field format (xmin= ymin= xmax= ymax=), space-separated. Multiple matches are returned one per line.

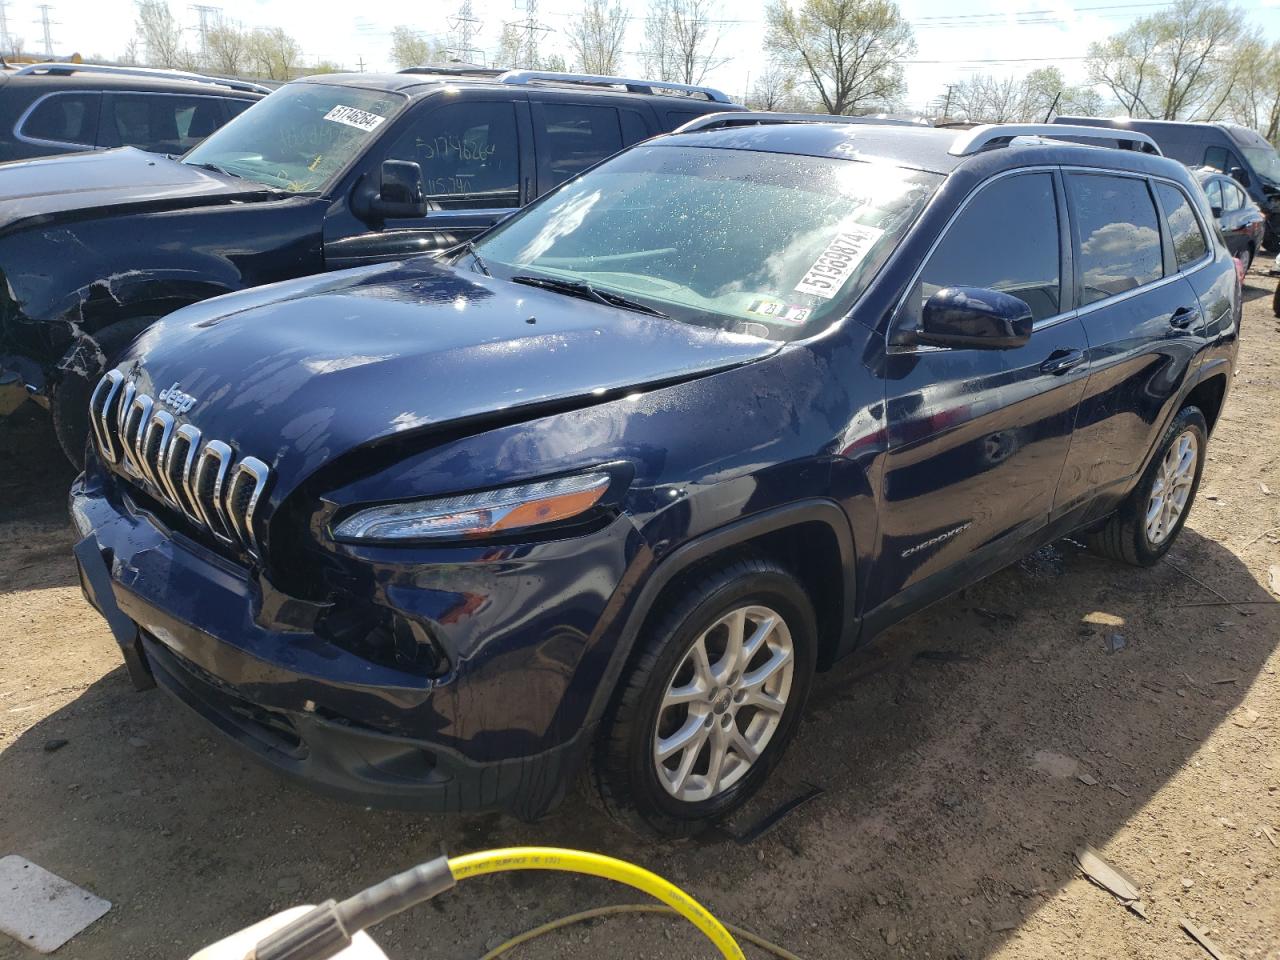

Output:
xmin=1170 ymin=306 xmax=1198 ymax=329
xmin=1039 ymin=349 xmax=1085 ymax=375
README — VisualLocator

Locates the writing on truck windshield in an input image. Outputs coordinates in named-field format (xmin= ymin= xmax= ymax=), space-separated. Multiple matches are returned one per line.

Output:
xmin=183 ymin=84 xmax=405 ymax=192
xmin=473 ymin=145 xmax=940 ymax=342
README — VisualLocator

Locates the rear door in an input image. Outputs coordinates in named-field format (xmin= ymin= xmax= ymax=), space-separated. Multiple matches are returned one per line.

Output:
xmin=1053 ymin=171 xmax=1209 ymax=517
xmin=875 ymin=169 xmax=1090 ymax=606
xmin=323 ymin=92 xmax=534 ymax=269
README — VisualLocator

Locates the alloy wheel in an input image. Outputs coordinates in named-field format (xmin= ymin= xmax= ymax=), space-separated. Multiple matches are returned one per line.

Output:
xmin=653 ymin=604 xmax=794 ymax=803
xmin=1145 ymin=429 xmax=1198 ymax=545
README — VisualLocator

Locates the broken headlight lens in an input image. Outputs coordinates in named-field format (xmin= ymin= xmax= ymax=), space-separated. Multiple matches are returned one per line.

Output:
xmin=331 ymin=472 xmax=612 ymax=542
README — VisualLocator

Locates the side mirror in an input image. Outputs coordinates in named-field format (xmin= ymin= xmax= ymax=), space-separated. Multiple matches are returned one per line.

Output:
xmin=354 ymin=159 xmax=428 ymax=221
xmin=1229 ymin=165 xmax=1250 ymax=188
xmin=1210 ymin=205 xmax=1224 ymax=219
xmin=917 ymin=286 xmax=1033 ymax=350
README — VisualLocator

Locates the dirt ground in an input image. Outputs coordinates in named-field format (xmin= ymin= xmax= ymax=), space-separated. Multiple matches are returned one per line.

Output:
xmin=1 ymin=273 xmax=1278 ymax=960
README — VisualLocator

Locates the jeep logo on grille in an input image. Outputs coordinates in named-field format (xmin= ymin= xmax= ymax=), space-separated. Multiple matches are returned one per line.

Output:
xmin=158 ymin=382 xmax=197 ymax=414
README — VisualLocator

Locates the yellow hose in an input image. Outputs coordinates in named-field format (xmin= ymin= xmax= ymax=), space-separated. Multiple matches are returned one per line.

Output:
xmin=478 ymin=904 xmax=804 ymax=960
xmin=447 ymin=847 xmax=746 ymax=960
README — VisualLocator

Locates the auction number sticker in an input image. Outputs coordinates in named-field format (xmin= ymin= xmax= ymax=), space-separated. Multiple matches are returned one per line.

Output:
xmin=323 ymin=105 xmax=387 ymax=133
xmin=794 ymin=224 xmax=885 ymax=300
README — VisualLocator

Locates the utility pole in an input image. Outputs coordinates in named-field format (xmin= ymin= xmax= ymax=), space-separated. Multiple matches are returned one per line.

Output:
xmin=190 ymin=4 xmax=220 ymax=58
xmin=941 ymin=84 xmax=954 ymax=122
xmin=356 ymin=56 xmax=366 ymax=72
xmin=34 ymin=4 xmax=55 ymax=58
xmin=0 ymin=1 xmax=12 ymax=57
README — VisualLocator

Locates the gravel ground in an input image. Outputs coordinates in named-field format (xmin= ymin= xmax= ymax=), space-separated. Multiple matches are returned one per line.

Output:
xmin=1 ymin=270 xmax=1277 ymax=960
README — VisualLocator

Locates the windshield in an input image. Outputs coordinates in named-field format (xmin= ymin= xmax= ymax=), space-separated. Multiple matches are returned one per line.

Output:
xmin=183 ymin=83 xmax=405 ymax=192
xmin=472 ymin=145 xmax=940 ymax=341
xmin=1240 ymin=146 xmax=1280 ymax=187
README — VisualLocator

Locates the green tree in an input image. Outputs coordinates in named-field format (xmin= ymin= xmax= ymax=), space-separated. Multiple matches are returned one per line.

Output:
xmin=1086 ymin=0 xmax=1244 ymax=120
xmin=134 ymin=0 xmax=185 ymax=68
xmin=766 ymin=0 xmax=915 ymax=115
xmin=639 ymin=0 xmax=727 ymax=85
xmin=390 ymin=25 xmax=445 ymax=70
xmin=1228 ymin=39 xmax=1280 ymax=141
xmin=246 ymin=26 xmax=301 ymax=80
xmin=566 ymin=0 xmax=628 ymax=75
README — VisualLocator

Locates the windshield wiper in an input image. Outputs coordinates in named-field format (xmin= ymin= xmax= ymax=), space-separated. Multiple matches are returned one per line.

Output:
xmin=511 ymin=275 xmax=668 ymax=319
xmin=185 ymin=161 xmax=242 ymax=179
xmin=459 ymin=240 xmax=490 ymax=277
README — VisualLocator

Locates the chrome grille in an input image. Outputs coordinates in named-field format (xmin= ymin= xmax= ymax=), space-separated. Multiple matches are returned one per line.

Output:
xmin=90 ymin=371 xmax=271 ymax=559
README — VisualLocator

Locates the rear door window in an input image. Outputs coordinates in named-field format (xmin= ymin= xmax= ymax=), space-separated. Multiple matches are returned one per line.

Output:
xmin=1203 ymin=179 xmax=1224 ymax=211
xmin=534 ymin=103 xmax=623 ymax=191
xmin=1154 ymin=182 xmax=1208 ymax=267
xmin=1068 ymin=174 xmax=1164 ymax=305
xmin=385 ymin=100 xmax=521 ymax=209
xmin=20 ymin=92 xmax=100 ymax=146
xmin=106 ymin=95 xmax=225 ymax=153
xmin=916 ymin=172 xmax=1062 ymax=322
xmin=1223 ymin=182 xmax=1245 ymax=211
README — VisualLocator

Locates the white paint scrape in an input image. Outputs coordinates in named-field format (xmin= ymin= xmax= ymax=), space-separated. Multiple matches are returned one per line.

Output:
xmin=0 ymin=855 xmax=111 ymax=953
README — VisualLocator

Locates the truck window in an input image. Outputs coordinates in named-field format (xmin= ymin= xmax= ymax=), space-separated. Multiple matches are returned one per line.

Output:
xmin=918 ymin=172 xmax=1062 ymax=322
xmin=386 ymin=101 xmax=521 ymax=210
xmin=536 ymin=103 xmax=623 ymax=190
xmin=108 ymin=95 xmax=223 ymax=153
xmin=1069 ymin=174 xmax=1164 ymax=305
xmin=20 ymin=92 xmax=100 ymax=147
xmin=1154 ymin=182 xmax=1208 ymax=267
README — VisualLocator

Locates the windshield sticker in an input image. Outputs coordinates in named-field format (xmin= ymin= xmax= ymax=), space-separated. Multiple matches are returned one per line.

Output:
xmin=323 ymin=105 xmax=387 ymax=133
xmin=794 ymin=224 xmax=885 ymax=300
xmin=747 ymin=299 xmax=812 ymax=325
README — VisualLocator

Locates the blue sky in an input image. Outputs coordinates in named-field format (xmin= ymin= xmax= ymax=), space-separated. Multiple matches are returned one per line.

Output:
xmin=21 ymin=0 xmax=1280 ymax=112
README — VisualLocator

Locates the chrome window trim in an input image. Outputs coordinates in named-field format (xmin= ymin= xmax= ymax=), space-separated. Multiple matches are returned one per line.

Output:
xmin=13 ymin=90 xmax=102 ymax=150
xmin=890 ymin=164 xmax=1218 ymax=352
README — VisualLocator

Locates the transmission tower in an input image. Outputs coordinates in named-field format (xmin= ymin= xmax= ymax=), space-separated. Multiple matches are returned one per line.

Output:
xmin=34 ymin=4 xmax=55 ymax=57
xmin=0 ymin=1 xmax=12 ymax=56
xmin=506 ymin=0 xmax=547 ymax=69
xmin=449 ymin=0 xmax=481 ymax=64
xmin=190 ymin=4 xmax=220 ymax=57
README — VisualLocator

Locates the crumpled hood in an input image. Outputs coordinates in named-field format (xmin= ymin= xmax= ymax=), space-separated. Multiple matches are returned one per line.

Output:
xmin=117 ymin=260 xmax=780 ymax=500
xmin=0 ymin=147 xmax=273 ymax=234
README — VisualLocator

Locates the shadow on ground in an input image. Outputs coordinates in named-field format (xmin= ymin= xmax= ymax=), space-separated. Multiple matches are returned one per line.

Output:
xmin=1 ymin=406 xmax=1276 ymax=960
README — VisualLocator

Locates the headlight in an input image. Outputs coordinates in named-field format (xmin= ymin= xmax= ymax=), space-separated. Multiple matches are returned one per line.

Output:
xmin=332 ymin=472 xmax=613 ymax=542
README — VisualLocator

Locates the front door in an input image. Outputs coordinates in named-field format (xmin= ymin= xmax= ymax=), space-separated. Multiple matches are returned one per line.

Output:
xmin=323 ymin=97 xmax=533 ymax=270
xmin=873 ymin=170 xmax=1090 ymax=610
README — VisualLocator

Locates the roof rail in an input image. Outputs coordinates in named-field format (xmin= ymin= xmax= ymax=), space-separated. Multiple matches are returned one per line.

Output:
xmin=496 ymin=69 xmax=733 ymax=104
xmin=950 ymin=123 xmax=1161 ymax=157
xmin=13 ymin=61 xmax=271 ymax=95
xmin=398 ymin=63 xmax=503 ymax=78
xmin=673 ymin=111 xmax=922 ymax=134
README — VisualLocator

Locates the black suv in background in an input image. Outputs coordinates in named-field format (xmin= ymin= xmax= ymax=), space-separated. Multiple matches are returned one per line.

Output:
xmin=0 ymin=62 xmax=266 ymax=160
xmin=0 ymin=69 xmax=743 ymax=462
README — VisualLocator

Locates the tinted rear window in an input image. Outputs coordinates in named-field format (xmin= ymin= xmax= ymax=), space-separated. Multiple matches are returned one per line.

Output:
xmin=21 ymin=92 xmax=99 ymax=146
xmin=1155 ymin=183 xmax=1208 ymax=267
xmin=1069 ymin=174 xmax=1164 ymax=305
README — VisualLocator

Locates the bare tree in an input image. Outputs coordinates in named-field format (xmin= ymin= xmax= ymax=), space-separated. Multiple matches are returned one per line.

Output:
xmin=747 ymin=63 xmax=802 ymax=110
xmin=640 ymin=0 xmax=728 ymax=85
xmin=247 ymin=26 xmax=301 ymax=80
xmin=566 ymin=0 xmax=627 ymax=75
xmin=766 ymin=0 xmax=915 ymax=115
xmin=134 ymin=0 xmax=185 ymax=68
xmin=120 ymin=37 xmax=140 ymax=65
xmin=389 ymin=25 xmax=445 ymax=70
xmin=205 ymin=16 xmax=248 ymax=75
xmin=946 ymin=67 xmax=1107 ymax=123
xmin=1086 ymin=0 xmax=1244 ymax=120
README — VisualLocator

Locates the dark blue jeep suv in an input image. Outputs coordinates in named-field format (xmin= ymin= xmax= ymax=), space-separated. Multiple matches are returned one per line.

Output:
xmin=70 ymin=116 xmax=1240 ymax=836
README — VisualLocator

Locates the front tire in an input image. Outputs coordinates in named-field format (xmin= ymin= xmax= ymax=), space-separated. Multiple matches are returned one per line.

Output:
xmin=1087 ymin=406 xmax=1208 ymax=566
xmin=591 ymin=556 xmax=817 ymax=838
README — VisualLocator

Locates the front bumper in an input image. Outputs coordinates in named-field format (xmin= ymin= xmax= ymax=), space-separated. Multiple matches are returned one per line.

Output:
xmin=70 ymin=468 xmax=635 ymax=818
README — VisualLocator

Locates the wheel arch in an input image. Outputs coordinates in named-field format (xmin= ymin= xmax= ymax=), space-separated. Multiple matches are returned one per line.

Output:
xmin=586 ymin=500 xmax=857 ymax=732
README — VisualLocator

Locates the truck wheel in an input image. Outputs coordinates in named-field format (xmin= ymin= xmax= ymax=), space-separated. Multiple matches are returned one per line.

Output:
xmin=51 ymin=372 xmax=95 ymax=469
xmin=1087 ymin=406 xmax=1207 ymax=567
xmin=49 ymin=317 xmax=158 ymax=469
xmin=591 ymin=556 xmax=816 ymax=837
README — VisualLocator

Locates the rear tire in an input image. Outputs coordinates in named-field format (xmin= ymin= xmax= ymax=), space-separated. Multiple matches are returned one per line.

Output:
xmin=591 ymin=556 xmax=817 ymax=838
xmin=1087 ymin=406 xmax=1207 ymax=566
